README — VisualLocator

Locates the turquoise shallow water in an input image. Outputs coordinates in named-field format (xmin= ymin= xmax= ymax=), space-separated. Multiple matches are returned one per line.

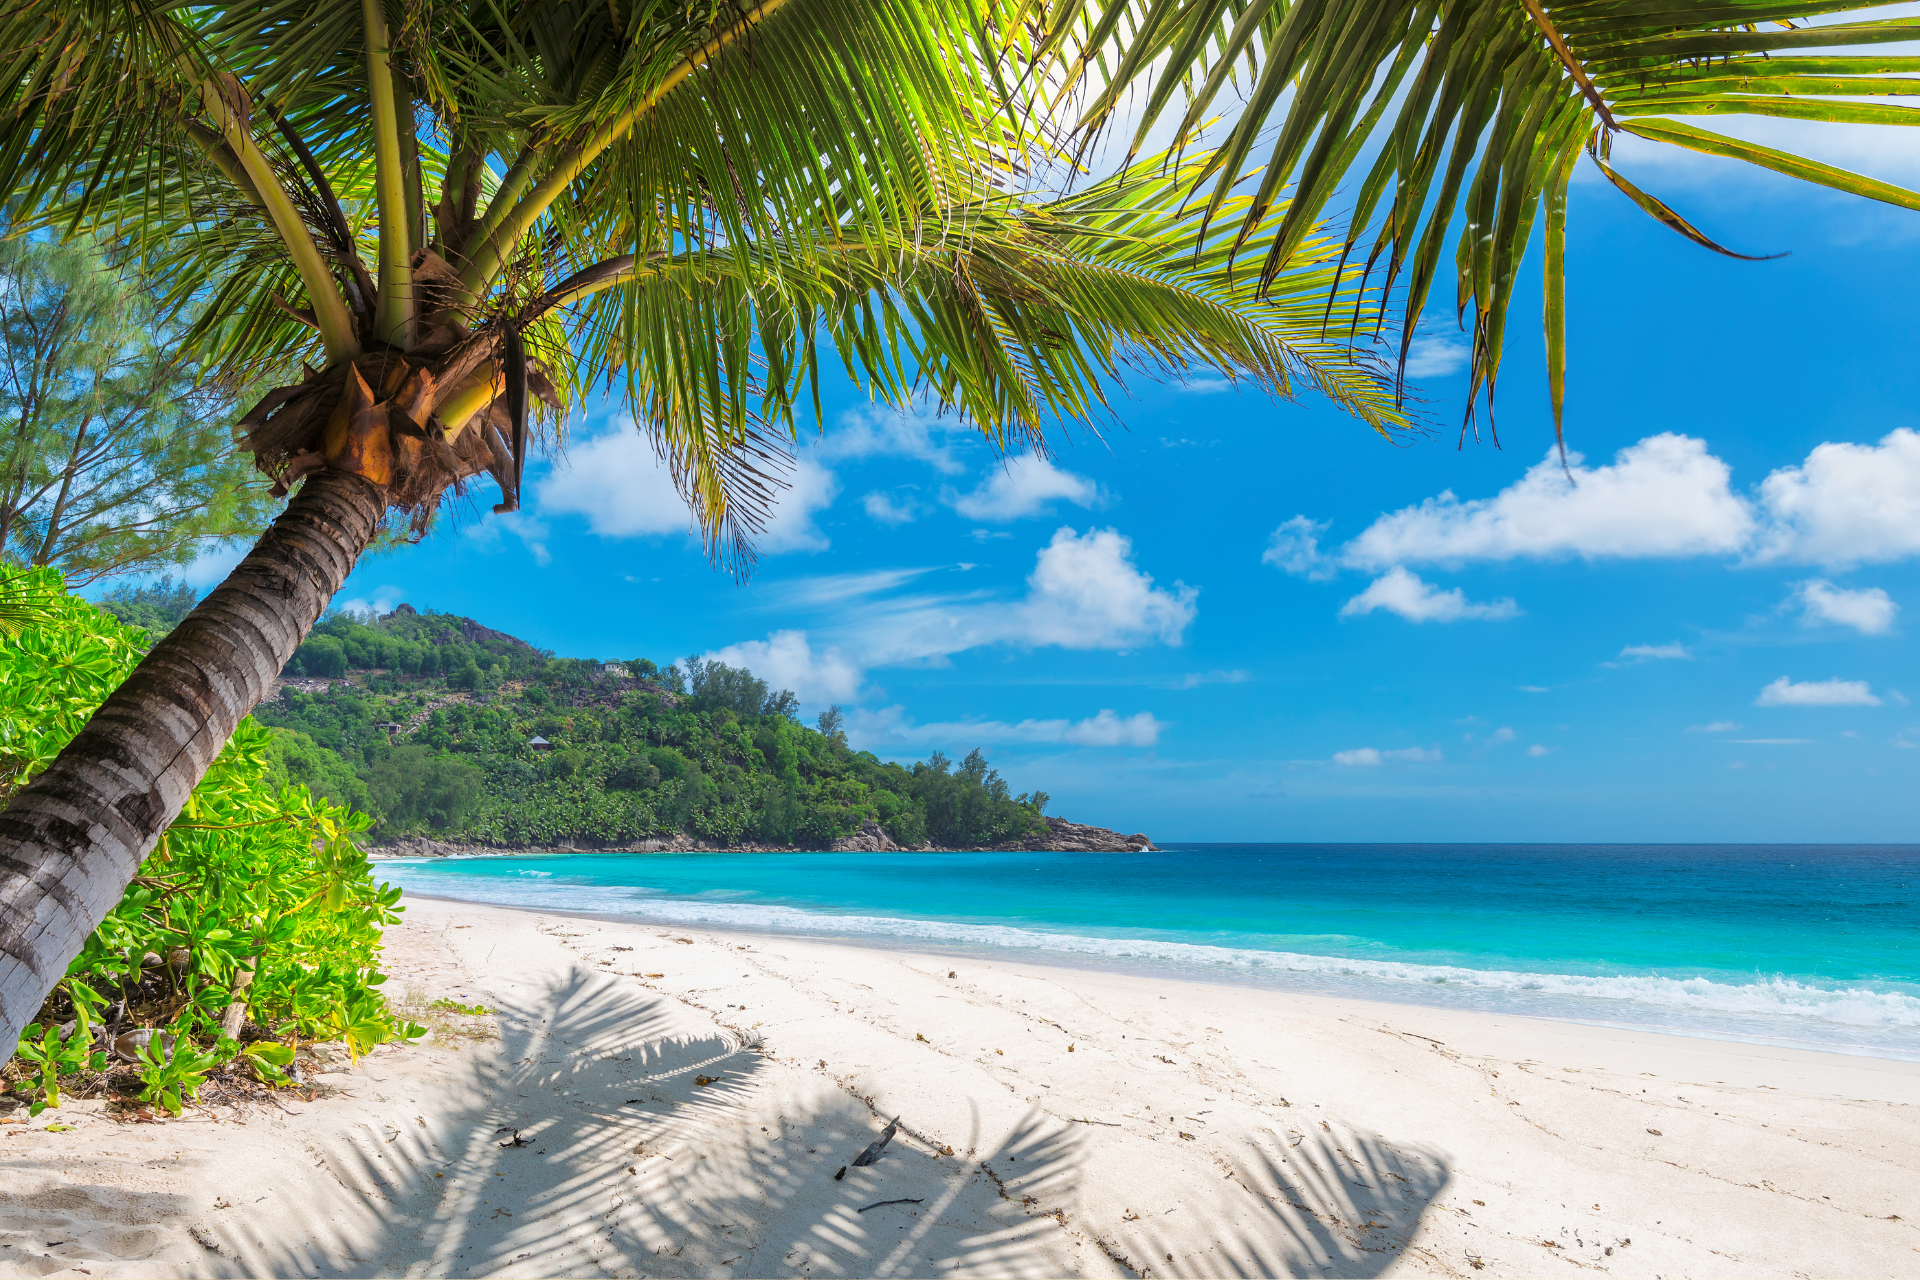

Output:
xmin=380 ymin=843 xmax=1920 ymax=1060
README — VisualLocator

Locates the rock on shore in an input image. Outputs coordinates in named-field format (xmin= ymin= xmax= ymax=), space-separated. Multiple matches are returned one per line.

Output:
xmin=1033 ymin=816 xmax=1157 ymax=852
xmin=828 ymin=815 xmax=1152 ymax=853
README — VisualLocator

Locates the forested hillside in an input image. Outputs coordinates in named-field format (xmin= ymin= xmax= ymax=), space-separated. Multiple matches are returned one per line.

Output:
xmin=182 ymin=602 xmax=1057 ymax=850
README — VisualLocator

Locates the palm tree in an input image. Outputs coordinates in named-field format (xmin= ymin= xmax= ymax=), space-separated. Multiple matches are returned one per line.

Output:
xmin=1039 ymin=0 xmax=1920 ymax=443
xmin=0 ymin=1 xmax=1406 ymax=1053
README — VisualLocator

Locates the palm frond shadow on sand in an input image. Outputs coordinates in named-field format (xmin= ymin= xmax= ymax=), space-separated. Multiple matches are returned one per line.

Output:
xmin=1120 ymin=1126 xmax=1450 ymax=1278
xmin=192 ymin=958 xmax=1449 ymax=1277
xmin=189 ymin=962 xmax=1073 ymax=1277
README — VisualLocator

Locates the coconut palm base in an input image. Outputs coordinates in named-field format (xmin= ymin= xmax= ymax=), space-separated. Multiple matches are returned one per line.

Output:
xmin=244 ymin=340 xmax=549 ymax=524
xmin=0 ymin=470 xmax=384 ymax=1056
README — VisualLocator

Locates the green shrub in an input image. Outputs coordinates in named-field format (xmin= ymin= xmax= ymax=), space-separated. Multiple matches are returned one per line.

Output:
xmin=546 ymin=747 xmax=589 ymax=779
xmin=362 ymin=744 xmax=484 ymax=832
xmin=1 ymin=569 xmax=422 ymax=1116
xmin=606 ymin=755 xmax=659 ymax=792
xmin=267 ymin=726 xmax=373 ymax=815
xmin=291 ymin=634 xmax=348 ymax=677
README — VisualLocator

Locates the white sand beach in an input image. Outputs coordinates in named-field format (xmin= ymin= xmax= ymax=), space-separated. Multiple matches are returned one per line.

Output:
xmin=4 ymin=895 xmax=1917 ymax=1279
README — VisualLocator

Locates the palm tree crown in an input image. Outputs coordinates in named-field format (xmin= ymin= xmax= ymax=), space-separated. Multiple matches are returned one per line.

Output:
xmin=0 ymin=0 xmax=1407 ymax=560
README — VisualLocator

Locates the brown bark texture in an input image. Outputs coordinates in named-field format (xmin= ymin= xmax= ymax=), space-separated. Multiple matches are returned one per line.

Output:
xmin=0 ymin=470 xmax=385 ymax=1059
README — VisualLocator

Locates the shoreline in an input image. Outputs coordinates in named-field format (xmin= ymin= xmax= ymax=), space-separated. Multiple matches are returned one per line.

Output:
xmin=402 ymin=890 xmax=1920 ymax=1076
xmin=6 ymin=897 xmax=1917 ymax=1277
xmin=384 ymin=880 xmax=1920 ymax=1067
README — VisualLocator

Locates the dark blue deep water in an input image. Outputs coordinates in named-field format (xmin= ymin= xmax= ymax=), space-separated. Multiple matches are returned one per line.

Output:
xmin=382 ymin=843 xmax=1920 ymax=1059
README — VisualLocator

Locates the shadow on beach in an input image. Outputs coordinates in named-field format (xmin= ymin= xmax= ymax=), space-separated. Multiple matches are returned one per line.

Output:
xmin=1127 ymin=1127 xmax=1450 ymax=1278
xmin=176 ymin=950 xmax=1449 ymax=1279
xmin=186 ymin=962 xmax=1081 ymax=1277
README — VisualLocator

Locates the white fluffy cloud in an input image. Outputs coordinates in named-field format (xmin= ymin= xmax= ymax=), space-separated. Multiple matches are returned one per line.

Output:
xmin=812 ymin=403 xmax=969 ymax=475
xmin=1755 ymin=676 xmax=1882 ymax=708
xmin=949 ymin=455 xmax=1101 ymax=522
xmin=700 ymin=630 xmax=864 ymax=705
xmin=1794 ymin=579 xmax=1899 ymax=635
xmin=462 ymin=510 xmax=552 ymax=564
xmin=854 ymin=527 xmax=1194 ymax=665
xmin=1268 ymin=430 xmax=1920 ymax=621
xmin=536 ymin=422 xmax=836 ymax=553
xmin=1332 ymin=746 xmax=1442 ymax=766
xmin=1755 ymin=430 xmax=1920 ymax=566
xmin=335 ymin=584 xmax=405 ymax=618
xmin=1262 ymin=516 xmax=1336 ymax=581
xmin=1344 ymin=434 xmax=1753 ymax=569
xmin=1017 ymin=527 xmax=1196 ymax=649
xmin=1340 ymin=567 xmax=1519 ymax=623
xmin=862 ymin=490 xmax=924 ymax=526
xmin=1059 ymin=709 xmax=1165 ymax=746
xmin=536 ymin=426 xmax=688 ymax=537
xmin=1402 ymin=337 xmax=1469 ymax=378
xmin=1279 ymin=429 xmax=1920 ymax=582
xmin=755 ymin=458 xmax=840 ymax=552
xmin=707 ymin=528 xmax=1195 ymax=716
xmin=850 ymin=705 xmax=1165 ymax=749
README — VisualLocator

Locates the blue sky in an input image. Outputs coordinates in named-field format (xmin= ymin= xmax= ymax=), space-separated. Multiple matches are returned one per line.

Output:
xmin=185 ymin=107 xmax=1920 ymax=843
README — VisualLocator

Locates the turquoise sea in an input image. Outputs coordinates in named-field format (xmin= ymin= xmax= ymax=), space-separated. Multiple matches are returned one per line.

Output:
xmin=381 ymin=843 xmax=1920 ymax=1061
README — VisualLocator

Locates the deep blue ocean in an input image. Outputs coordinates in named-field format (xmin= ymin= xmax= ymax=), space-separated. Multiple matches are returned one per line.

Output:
xmin=380 ymin=843 xmax=1920 ymax=1060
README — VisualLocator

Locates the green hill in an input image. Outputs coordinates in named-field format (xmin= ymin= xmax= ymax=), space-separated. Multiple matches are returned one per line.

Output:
xmin=245 ymin=603 xmax=1052 ymax=850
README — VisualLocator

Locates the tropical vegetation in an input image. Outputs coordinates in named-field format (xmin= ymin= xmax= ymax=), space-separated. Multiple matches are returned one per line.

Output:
xmin=0 ymin=570 xmax=420 ymax=1117
xmin=263 ymin=606 xmax=1050 ymax=849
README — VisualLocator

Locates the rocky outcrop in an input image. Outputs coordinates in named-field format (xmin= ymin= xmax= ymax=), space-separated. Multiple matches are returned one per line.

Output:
xmin=455 ymin=615 xmax=539 ymax=653
xmin=376 ymin=603 xmax=544 ymax=657
xmin=825 ymin=816 xmax=1154 ymax=853
xmin=829 ymin=820 xmax=900 ymax=852
xmin=1034 ymin=817 xmax=1155 ymax=852
xmin=374 ymin=835 xmax=485 ymax=859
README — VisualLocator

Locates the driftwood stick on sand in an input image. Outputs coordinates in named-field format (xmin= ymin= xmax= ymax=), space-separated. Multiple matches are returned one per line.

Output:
xmin=858 ymin=1199 xmax=924 ymax=1213
xmin=851 ymin=1115 xmax=899 ymax=1167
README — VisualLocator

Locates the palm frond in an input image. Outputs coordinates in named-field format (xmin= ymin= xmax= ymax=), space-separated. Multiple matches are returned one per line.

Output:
xmin=1038 ymin=0 xmax=1920 ymax=445
xmin=555 ymin=149 xmax=1403 ymax=564
xmin=0 ymin=568 xmax=68 ymax=641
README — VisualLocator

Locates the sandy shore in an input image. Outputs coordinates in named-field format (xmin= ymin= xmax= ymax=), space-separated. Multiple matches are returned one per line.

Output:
xmin=4 ymin=896 xmax=1917 ymax=1279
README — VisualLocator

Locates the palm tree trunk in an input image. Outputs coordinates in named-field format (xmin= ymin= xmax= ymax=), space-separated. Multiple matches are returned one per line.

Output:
xmin=0 ymin=469 xmax=385 ymax=1060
